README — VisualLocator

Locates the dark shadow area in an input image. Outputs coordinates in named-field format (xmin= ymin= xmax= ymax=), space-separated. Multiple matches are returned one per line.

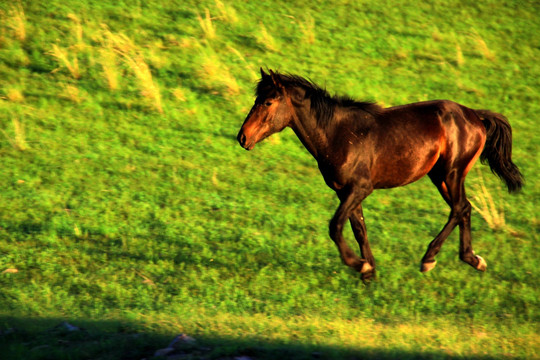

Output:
xmin=0 ymin=315 xmax=518 ymax=360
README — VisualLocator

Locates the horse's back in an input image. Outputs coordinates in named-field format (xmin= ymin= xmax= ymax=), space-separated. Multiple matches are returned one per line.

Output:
xmin=384 ymin=100 xmax=483 ymax=130
xmin=368 ymin=100 xmax=484 ymax=188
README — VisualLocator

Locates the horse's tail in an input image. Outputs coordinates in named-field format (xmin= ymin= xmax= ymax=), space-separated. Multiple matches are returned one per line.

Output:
xmin=475 ymin=109 xmax=523 ymax=193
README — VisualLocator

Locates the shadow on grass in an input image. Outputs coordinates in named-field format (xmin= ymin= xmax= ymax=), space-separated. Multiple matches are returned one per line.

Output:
xmin=0 ymin=315 xmax=510 ymax=360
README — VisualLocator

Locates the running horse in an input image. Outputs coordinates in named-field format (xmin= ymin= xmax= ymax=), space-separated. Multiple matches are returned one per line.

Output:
xmin=237 ymin=69 xmax=523 ymax=280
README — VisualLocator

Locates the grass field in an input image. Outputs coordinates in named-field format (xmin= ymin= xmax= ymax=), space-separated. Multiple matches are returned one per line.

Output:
xmin=0 ymin=0 xmax=538 ymax=359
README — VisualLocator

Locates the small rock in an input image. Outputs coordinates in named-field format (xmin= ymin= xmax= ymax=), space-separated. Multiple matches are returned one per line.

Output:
xmin=0 ymin=328 xmax=16 ymax=336
xmin=153 ymin=347 xmax=175 ymax=357
xmin=168 ymin=333 xmax=196 ymax=348
xmin=61 ymin=322 xmax=81 ymax=332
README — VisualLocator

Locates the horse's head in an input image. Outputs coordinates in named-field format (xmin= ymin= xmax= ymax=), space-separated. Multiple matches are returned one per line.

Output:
xmin=237 ymin=68 xmax=296 ymax=150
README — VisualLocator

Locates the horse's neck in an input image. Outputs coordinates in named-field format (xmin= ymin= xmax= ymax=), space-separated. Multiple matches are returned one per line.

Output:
xmin=289 ymin=107 xmax=330 ymax=160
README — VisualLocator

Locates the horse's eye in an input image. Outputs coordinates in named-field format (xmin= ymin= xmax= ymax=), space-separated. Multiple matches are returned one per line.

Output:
xmin=265 ymin=102 xmax=272 ymax=107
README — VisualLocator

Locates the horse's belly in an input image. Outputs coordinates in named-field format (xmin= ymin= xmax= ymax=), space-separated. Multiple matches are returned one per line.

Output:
xmin=371 ymin=146 xmax=441 ymax=189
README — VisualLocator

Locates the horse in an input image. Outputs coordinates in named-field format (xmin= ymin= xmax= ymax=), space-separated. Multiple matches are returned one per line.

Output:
xmin=237 ymin=68 xmax=523 ymax=280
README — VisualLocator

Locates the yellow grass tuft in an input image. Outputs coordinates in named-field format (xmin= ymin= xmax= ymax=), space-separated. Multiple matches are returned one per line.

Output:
xmin=395 ymin=49 xmax=408 ymax=60
xmin=100 ymin=25 xmax=136 ymax=53
xmin=99 ymin=26 xmax=163 ymax=112
xmin=227 ymin=45 xmax=258 ymax=80
xmin=67 ymin=13 xmax=83 ymax=47
xmin=4 ymin=88 xmax=24 ymax=103
xmin=471 ymin=30 xmax=495 ymax=61
xmin=49 ymin=44 xmax=81 ymax=79
xmin=470 ymin=169 xmax=505 ymax=231
xmin=98 ymin=26 xmax=134 ymax=90
xmin=197 ymin=9 xmax=216 ymax=39
xmin=299 ymin=15 xmax=316 ymax=44
xmin=98 ymin=47 xmax=119 ymax=90
xmin=60 ymin=84 xmax=84 ymax=103
xmin=2 ymin=117 xmax=28 ymax=151
xmin=6 ymin=3 xmax=26 ymax=42
xmin=120 ymin=52 xmax=163 ymax=113
xmin=256 ymin=23 xmax=278 ymax=52
xmin=431 ymin=28 xmax=442 ymax=42
xmin=215 ymin=0 xmax=238 ymax=24
xmin=456 ymin=43 xmax=465 ymax=67
xmin=172 ymin=87 xmax=187 ymax=101
xmin=179 ymin=37 xmax=196 ymax=49
xmin=199 ymin=54 xmax=240 ymax=96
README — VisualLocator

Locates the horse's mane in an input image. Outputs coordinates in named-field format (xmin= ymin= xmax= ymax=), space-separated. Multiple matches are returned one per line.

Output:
xmin=255 ymin=72 xmax=382 ymax=126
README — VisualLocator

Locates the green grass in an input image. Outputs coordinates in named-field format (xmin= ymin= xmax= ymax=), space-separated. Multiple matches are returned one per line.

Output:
xmin=0 ymin=0 xmax=538 ymax=359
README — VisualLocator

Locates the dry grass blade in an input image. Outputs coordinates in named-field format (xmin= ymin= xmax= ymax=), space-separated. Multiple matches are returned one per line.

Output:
xmin=197 ymin=9 xmax=216 ymax=39
xmin=2 ymin=117 xmax=28 ymax=151
xmin=471 ymin=30 xmax=495 ymax=61
xmin=118 ymin=51 xmax=163 ymax=113
xmin=299 ymin=15 xmax=316 ymax=44
xmin=199 ymin=53 xmax=240 ymax=96
xmin=98 ymin=48 xmax=119 ymax=90
xmin=227 ymin=45 xmax=258 ymax=80
xmin=456 ymin=43 xmax=464 ymax=67
xmin=256 ymin=23 xmax=278 ymax=52
xmin=100 ymin=25 xmax=136 ymax=53
xmin=49 ymin=44 xmax=81 ymax=79
xmin=172 ymin=88 xmax=187 ymax=101
xmin=215 ymin=0 xmax=238 ymax=24
xmin=67 ymin=13 xmax=83 ymax=47
xmin=100 ymin=26 xmax=163 ymax=112
xmin=60 ymin=84 xmax=84 ymax=103
xmin=470 ymin=169 xmax=505 ymax=231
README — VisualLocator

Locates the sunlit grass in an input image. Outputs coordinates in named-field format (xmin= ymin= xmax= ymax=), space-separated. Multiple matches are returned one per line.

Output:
xmin=0 ymin=1 xmax=537 ymax=359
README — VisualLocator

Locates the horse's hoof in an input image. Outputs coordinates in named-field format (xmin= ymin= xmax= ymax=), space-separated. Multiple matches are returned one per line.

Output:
xmin=360 ymin=261 xmax=373 ymax=274
xmin=361 ymin=269 xmax=376 ymax=282
xmin=420 ymin=260 xmax=437 ymax=273
xmin=475 ymin=255 xmax=487 ymax=271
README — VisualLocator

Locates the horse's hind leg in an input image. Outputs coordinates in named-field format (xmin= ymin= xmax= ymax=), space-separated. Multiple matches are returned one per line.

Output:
xmin=457 ymin=187 xmax=487 ymax=271
xmin=422 ymin=167 xmax=486 ymax=272
xmin=421 ymin=167 xmax=456 ymax=272
xmin=349 ymin=205 xmax=376 ymax=280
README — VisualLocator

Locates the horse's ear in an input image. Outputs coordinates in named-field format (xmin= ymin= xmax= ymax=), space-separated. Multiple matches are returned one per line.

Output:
xmin=269 ymin=69 xmax=284 ymax=93
xmin=260 ymin=67 xmax=268 ymax=79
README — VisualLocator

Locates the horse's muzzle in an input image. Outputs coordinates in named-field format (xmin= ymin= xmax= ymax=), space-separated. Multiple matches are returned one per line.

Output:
xmin=237 ymin=131 xmax=253 ymax=150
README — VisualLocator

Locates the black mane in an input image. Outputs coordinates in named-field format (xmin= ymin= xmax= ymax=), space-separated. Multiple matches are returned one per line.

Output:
xmin=256 ymin=72 xmax=382 ymax=126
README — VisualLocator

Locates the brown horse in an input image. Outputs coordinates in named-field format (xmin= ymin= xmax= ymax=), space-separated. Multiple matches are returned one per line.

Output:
xmin=237 ymin=69 xmax=523 ymax=280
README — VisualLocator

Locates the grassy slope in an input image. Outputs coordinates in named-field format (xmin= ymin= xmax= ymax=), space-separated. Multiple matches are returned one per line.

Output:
xmin=0 ymin=0 xmax=538 ymax=359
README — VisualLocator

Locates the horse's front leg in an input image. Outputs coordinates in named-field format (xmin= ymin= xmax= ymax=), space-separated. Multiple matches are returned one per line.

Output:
xmin=329 ymin=187 xmax=372 ymax=274
xmin=350 ymin=205 xmax=376 ymax=280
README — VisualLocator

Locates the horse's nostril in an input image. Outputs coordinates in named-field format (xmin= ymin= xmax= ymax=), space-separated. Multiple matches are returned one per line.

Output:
xmin=238 ymin=132 xmax=246 ymax=146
